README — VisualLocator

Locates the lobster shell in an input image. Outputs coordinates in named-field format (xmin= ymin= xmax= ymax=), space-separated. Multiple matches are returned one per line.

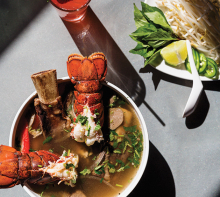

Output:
xmin=0 ymin=145 xmax=59 ymax=188
xmin=67 ymin=52 xmax=107 ymax=127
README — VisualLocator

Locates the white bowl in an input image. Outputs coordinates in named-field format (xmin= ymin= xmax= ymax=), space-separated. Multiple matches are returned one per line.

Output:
xmin=9 ymin=77 xmax=149 ymax=197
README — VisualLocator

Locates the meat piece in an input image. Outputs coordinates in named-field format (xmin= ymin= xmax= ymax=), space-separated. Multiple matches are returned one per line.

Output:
xmin=103 ymin=153 xmax=110 ymax=181
xmin=89 ymin=151 xmax=105 ymax=171
xmin=109 ymin=150 xmax=130 ymax=165
xmin=109 ymin=108 xmax=123 ymax=130
xmin=31 ymin=70 xmax=71 ymax=141
xmin=91 ymin=151 xmax=110 ymax=182
xmin=120 ymin=108 xmax=132 ymax=127
xmin=109 ymin=95 xmax=116 ymax=105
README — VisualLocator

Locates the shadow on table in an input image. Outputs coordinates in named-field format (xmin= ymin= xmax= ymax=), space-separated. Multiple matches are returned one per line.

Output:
xmin=185 ymin=90 xmax=209 ymax=129
xmin=62 ymin=7 xmax=166 ymax=126
xmin=62 ymin=7 xmax=146 ymax=106
xmin=140 ymin=65 xmax=215 ymax=128
xmin=129 ymin=141 xmax=175 ymax=197
xmin=0 ymin=0 xmax=47 ymax=55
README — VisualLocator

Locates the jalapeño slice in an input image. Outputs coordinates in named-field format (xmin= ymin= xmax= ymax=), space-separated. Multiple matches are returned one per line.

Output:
xmin=198 ymin=53 xmax=207 ymax=73
xmin=185 ymin=56 xmax=191 ymax=73
xmin=192 ymin=48 xmax=200 ymax=71
xmin=204 ymin=58 xmax=217 ymax=78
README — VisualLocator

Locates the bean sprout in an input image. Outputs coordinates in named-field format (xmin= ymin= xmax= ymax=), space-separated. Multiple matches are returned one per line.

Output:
xmin=155 ymin=0 xmax=220 ymax=62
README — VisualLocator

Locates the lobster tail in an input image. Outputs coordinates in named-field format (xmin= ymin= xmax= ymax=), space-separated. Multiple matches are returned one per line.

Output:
xmin=0 ymin=145 xmax=20 ymax=188
xmin=89 ymin=52 xmax=107 ymax=81
xmin=0 ymin=145 xmax=60 ymax=188
xmin=67 ymin=52 xmax=107 ymax=146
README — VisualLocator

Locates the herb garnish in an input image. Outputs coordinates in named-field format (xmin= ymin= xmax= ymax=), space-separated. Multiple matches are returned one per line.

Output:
xmin=94 ymin=165 xmax=105 ymax=175
xmin=109 ymin=125 xmax=143 ymax=168
xmin=43 ymin=136 xmax=52 ymax=145
xmin=129 ymin=2 xmax=178 ymax=67
xmin=40 ymin=184 xmax=49 ymax=197
xmin=94 ymin=109 xmax=99 ymax=116
xmin=87 ymin=126 xmax=91 ymax=136
xmin=29 ymin=148 xmax=35 ymax=152
xmin=109 ymin=96 xmax=126 ymax=107
xmin=80 ymin=167 xmax=91 ymax=175
xmin=95 ymin=120 xmax=101 ymax=131
xmin=64 ymin=128 xmax=71 ymax=133
xmin=71 ymin=179 xmax=76 ymax=184
xmin=65 ymin=163 xmax=75 ymax=169
xmin=100 ymin=178 xmax=104 ymax=183
xmin=75 ymin=114 xmax=88 ymax=125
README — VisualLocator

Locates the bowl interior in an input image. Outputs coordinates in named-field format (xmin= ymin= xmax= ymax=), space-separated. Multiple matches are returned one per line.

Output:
xmin=9 ymin=77 xmax=149 ymax=197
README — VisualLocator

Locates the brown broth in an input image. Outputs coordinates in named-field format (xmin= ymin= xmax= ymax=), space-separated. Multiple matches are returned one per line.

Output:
xmin=15 ymin=83 xmax=143 ymax=197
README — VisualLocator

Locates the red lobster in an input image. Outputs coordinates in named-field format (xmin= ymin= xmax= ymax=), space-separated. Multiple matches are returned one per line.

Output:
xmin=67 ymin=53 xmax=107 ymax=145
xmin=0 ymin=145 xmax=60 ymax=188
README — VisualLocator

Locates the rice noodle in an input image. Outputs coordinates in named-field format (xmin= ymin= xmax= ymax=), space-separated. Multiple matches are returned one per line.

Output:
xmin=155 ymin=0 xmax=220 ymax=62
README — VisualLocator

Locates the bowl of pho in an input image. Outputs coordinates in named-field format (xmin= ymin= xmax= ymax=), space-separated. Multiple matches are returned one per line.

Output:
xmin=9 ymin=73 xmax=149 ymax=197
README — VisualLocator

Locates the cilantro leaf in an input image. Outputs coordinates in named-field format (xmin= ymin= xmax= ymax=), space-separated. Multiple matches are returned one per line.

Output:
xmin=66 ymin=164 xmax=75 ymax=169
xmin=80 ymin=168 xmax=91 ymax=175
xmin=75 ymin=115 xmax=88 ymax=125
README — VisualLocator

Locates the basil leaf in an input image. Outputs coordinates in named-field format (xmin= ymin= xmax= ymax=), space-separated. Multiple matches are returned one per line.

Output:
xmin=145 ymin=49 xmax=163 ymax=67
xmin=141 ymin=2 xmax=172 ymax=31
xmin=133 ymin=3 xmax=149 ymax=28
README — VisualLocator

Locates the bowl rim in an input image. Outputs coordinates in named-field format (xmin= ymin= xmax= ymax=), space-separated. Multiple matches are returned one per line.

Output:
xmin=9 ymin=76 xmax=149 ymax=197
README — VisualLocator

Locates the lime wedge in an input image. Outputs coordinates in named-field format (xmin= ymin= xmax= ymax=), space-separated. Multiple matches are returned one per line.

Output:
xmin=160 ymin=40 xmax=187 ymax=66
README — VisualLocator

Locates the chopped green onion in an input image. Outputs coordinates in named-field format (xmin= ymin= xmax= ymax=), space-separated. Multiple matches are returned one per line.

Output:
xmin=116 ymin=184 xmax=123 ymax=187
xmin=67 ymin=149 xmax=71 ymax=156
xmin=94 ymin=165 xmax=103 ymax=171
xmin=113 ymin=150 xmax=121 ymax=154
xmin=64 ymin=128 xmax=71 ymax=133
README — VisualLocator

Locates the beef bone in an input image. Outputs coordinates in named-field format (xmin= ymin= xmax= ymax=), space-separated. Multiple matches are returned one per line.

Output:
xmin=31 ymin=69 xmax=71 ymax=141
